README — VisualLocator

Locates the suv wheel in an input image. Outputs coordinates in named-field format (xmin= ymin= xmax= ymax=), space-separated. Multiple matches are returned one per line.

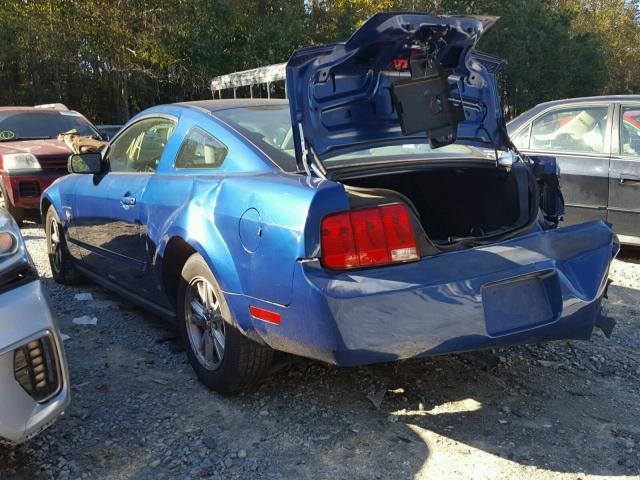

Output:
xmin=178 ymin=253 xmax=273 ymax=393
xmin=0 ymin=182 xmax=24 ymax=225
xmin=46 ymin=206 xmax=80 ymax=284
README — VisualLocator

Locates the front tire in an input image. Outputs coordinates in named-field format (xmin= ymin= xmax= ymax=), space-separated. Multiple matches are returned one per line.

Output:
xmin=178 ymin=253 xmax=273 ymax=393
xmin=45 ymin=206 xmax=81 ymax=284
xmin=0 ymin=182 xmax=25 ymax=226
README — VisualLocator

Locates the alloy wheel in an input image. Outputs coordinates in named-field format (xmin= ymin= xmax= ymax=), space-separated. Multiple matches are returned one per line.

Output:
xmin=184 ymin=276 xmax=226 ymax=370
xmin=49 ymin=218 xmax=63 ymax=273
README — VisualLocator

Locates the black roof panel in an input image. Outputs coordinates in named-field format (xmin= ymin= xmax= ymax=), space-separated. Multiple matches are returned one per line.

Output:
xmin=179 ymin=99 xmax=288 ymax=113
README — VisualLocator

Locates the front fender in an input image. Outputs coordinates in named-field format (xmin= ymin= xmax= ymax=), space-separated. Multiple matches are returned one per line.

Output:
xmin=40 ymin=189 xmax=62 ymax=222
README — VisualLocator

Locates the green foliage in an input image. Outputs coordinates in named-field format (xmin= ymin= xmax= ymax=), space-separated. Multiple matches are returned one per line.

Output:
xmin=476 ymin=0 xmax=608 ymax=116
xmin=0 ymin=0 xmax=637 ymax=123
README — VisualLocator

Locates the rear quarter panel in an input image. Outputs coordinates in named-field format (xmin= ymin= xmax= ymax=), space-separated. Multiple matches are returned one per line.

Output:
xmin=152 ymin=172 xmax=346 ymax=309
xmin=147 ymin=106 xmax=349 ymax=315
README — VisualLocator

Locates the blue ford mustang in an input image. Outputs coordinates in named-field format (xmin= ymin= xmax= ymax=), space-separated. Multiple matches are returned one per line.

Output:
xmin=42 ymin=13 xmax=618 ymax=392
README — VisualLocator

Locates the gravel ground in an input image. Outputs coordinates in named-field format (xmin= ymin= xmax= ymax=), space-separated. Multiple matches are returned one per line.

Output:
xmin=1 ymin=222 xmax=639 ymax=480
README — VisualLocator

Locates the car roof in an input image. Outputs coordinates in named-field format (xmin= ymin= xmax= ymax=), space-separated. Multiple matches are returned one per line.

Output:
xmin=534 ymin=95 xmax=640 ymax=109
xmin=178 ymin=99 xmax=289 ymax=113
xmin=507 ymin=95 xmax=640 ymax=131
xmin=0 ymin=106 xmax=64 ymax=112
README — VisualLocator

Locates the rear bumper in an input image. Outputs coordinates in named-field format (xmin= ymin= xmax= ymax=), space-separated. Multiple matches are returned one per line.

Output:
xmin=1 ymin=170 xmax=65 ymax=209
xmin=230 ymin=221 xmax=619 ymax=366
xmin=0 ymin=280 xmax=70 ymax=444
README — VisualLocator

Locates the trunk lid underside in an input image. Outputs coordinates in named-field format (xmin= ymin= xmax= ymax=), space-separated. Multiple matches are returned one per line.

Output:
xmin=286 ymin=12 xmax=508 ymax=170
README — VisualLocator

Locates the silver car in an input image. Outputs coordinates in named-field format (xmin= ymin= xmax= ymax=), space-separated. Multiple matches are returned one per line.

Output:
xmin=0 ymin=210 xmax=70 ymax=444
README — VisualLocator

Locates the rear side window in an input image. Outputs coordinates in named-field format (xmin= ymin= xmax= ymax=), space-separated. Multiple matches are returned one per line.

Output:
xmin=174 ymin=127 xmax=228 ymax=169
xmin=530 ymin=106 xmax=609 ymax=154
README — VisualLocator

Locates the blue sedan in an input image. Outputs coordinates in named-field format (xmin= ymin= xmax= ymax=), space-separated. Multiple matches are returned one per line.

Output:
xmin=41 ymin=13 xmax=618 ymax=392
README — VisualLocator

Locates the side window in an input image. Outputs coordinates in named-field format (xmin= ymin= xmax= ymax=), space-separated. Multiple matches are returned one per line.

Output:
xmin=620 ymin=106 xmax=640 ymax=156
xmin=174 ymin=127 xmax=228 ymax=169
xmin=107 ymin=117 xmax=176 ymax=173
xmin=511 ymin=124 xmax=531 ymax=149
xmin=530 ymin=106 xmax=609 ymax=154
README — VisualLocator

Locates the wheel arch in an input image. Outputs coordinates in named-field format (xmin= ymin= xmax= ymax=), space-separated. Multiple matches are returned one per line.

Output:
xmin=157 ymin=229 xmax=243 ymax=313
xmin=41 ymin=196 xmax=53 ymax=220
xmin=40 ymin=191 xmax=63 ymax=225
xmin=160 ymin=236 xmax=197 ymax=310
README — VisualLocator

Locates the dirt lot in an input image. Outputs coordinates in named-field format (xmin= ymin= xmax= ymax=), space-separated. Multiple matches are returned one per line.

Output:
xmin=1 ymin=223 xmax=639 ymax=480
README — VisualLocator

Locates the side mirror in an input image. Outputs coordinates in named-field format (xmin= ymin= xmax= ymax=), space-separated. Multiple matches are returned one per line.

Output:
xmin=68 ymin=153 xmax=102 ymax=174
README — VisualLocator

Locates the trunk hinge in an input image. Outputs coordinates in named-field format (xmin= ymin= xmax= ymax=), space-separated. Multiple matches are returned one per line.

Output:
xmin=297 ymin=123 xmax=327 ymax=179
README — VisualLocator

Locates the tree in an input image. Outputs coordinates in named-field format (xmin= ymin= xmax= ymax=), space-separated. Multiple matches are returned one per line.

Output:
xmin=0 ymin=0 xmax=637 ymax=123
xmin=563 ymin=0 xmax=640 ymax=94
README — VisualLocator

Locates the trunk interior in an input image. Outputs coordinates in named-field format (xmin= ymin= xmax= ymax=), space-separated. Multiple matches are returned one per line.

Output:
xmin=342 ymin=163 xmax=535 ymax=247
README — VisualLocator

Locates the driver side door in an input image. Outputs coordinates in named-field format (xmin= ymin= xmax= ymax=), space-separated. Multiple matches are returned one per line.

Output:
xmin=71 ymin=116 xmax=176 ymax=284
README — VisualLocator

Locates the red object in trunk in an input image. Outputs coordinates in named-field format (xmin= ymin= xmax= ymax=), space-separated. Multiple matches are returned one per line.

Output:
xmin=392 ymin=58 xmax=409 ymax=71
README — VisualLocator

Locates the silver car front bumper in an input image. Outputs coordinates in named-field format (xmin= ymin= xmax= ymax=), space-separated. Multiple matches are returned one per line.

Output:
xmin=0 ymin=279 xmax=70 ymax=444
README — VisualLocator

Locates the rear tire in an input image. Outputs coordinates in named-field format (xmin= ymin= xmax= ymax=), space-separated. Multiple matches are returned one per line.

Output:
xmin=178 ymin=253 xmax=273 ymax=393
xmin=45 ymin=206 xmax=81 ymax=284
xmin=0 ymin=182 xmax=25 ymax=226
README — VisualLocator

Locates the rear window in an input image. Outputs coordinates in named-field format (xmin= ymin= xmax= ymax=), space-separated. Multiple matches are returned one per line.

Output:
xmin=215 ymin=105 xmax=297 ymax=171
xmin=0 ymin=110 xmax=98 ymax=142
xmin=215 ymin=105 xmax=484 ymax=172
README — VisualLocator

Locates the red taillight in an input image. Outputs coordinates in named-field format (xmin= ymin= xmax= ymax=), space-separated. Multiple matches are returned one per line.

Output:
xmin=351 ymin=207 xmax=389 ymax=266
xmin=320 ymin=203 xmax=419 ymax=270
xmin=320 ymin=210 xmax=358 ymax=269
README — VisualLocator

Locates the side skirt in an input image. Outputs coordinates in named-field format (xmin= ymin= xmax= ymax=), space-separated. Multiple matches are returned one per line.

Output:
xmin=75 ymin=264 xmax=177 ymax=323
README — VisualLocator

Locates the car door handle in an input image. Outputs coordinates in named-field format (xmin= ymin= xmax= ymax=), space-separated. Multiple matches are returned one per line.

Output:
xmin=120 ymin=196 xmax=137 ymax=206
xmin=619 ymin=174 xmax=640 ymax=184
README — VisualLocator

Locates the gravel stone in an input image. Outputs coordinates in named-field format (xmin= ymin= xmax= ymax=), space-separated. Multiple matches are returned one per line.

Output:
xmin=0 ymin=224 xmax=638 ymax=479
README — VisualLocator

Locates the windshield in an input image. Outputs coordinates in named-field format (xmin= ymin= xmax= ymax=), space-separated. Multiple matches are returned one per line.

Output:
xmin=214 ymin=105 xmax=485 ymax=172
xmin=0 ymin=110 xmax=98 ymax=142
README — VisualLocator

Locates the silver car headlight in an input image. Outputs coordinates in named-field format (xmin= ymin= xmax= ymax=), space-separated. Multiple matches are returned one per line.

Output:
xmin=0 ymin=210 xmax=36 ymax=291
xmin=2 ymin=153 xmax=42 ymax=172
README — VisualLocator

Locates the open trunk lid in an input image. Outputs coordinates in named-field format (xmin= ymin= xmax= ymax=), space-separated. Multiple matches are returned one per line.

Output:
xmin=286 ymin=12 xmax=509 ymax=171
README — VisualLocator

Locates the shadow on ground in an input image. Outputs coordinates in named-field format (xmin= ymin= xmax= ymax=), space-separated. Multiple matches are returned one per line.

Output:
xmin=2 ymin=225 xmax=639 ymax=479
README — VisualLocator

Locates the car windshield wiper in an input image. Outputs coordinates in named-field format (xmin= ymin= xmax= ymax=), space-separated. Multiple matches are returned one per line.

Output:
xmin=0 ymin=136 xmax=53 ymax=142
